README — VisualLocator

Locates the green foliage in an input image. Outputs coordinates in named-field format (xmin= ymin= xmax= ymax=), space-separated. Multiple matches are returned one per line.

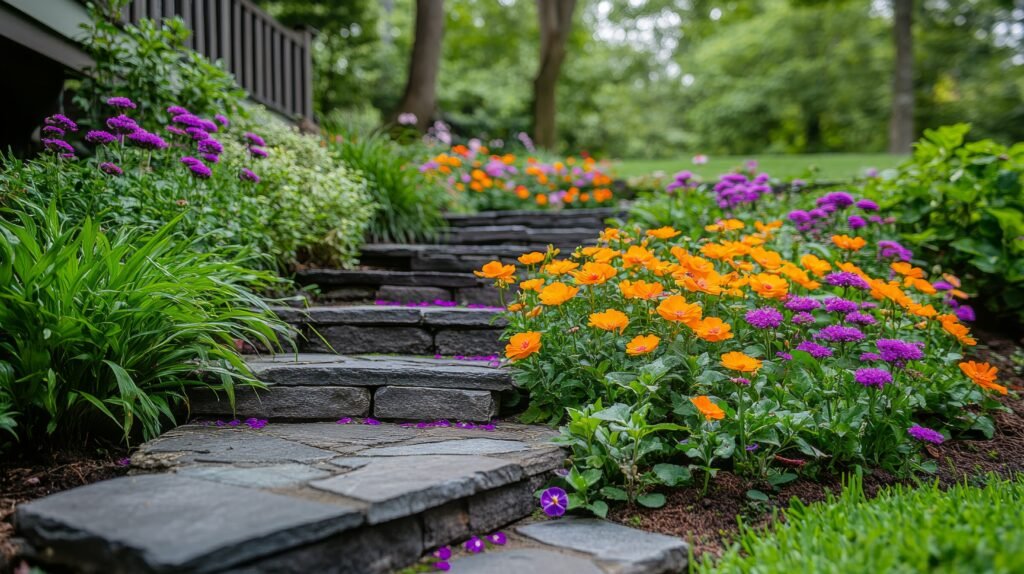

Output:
xmin=698 ymin=473 xmax=1024 ymax=574
xmin=327 ymin=128 xmax=444 ymax=243
xmin=0 ymin=204 xmax=291 ymax=445
xmin=75 ymin=1 xmax=245 ymax=128
xmin=866 ymin=124 xmax=1024 ymax=320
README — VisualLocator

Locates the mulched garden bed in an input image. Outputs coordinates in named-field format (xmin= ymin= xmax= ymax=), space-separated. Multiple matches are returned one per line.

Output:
xmin=610 ymin=325 xmax=1024 ymax=562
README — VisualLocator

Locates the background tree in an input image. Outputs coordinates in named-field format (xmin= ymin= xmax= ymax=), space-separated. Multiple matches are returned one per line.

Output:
xmin=395 ymin=0 xmax=445 ymax=131
xmin=889 ymin=0 xmax=915 ymax=153
xmin=533 ymin=0 xmax=577 ymax=149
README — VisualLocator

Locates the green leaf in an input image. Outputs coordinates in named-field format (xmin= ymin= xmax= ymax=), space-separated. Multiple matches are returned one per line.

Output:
xmin=653 ymin=463 xmax=691 ymax=486
xmin=587 ymin=500 xmax=609 ymax=518
xmin=600 ymin=486 xmax=629 ymax=501
xmin=637 ymin=493 xmax=666 ymax=508
xmin=746 ymin=489 xmax=770 ymax=502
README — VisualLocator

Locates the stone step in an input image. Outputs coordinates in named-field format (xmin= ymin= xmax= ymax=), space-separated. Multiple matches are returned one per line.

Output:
xmin=15 ymin=421 xmax=566 ymax=574
xmin=191 ymin=353 xmax=512 ymax=422
xmin=359 ymin=243 xmax=562 ymax=273
xmin=272 ymin=305 xmax=505 ymax=356
xmin=293 ymin=269 xmax=499 ymax=306
xmin=444 ymin=207 xmax=622 ymax=229
xmin=439 ymin=225 xmax=599 ymax=247
xmin=445 ymin=518 xmax=688 ymax=574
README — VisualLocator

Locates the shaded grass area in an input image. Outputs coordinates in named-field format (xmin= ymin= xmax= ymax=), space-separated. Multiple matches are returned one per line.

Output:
xmin=612 ymin=153 xmax=906 ymax=180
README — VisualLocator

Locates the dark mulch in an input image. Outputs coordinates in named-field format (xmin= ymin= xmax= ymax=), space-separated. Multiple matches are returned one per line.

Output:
xmin=0 ymin=446 xmax=128 ymax=571
xmin=610 ymin=325 xmax=1024 ymax=562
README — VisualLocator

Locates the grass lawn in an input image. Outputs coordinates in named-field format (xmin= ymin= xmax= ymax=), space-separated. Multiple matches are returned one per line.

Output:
xmin=612 ymin=153 xmax=907 ymax=180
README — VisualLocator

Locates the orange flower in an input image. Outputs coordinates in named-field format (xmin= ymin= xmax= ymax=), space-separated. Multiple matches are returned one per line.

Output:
xmin=622 ymin=245 xmax=655 ymax=269
xmin=942 ymin=320 xmax=977 ymax=346
xmin=721 ymin=351 xmax=762 ymax=373
xmin=518 ymin=251 xmax=546 ymax=265
xmin=544 ymin=259 xmax=580 ymax=275
xmin=589 ymin=309 xmax=630 ymax=333
xmin=780 ymin=263 xmax=821 ymax=290
xmin=909 ymin=278 xmax=937 ymax=295
xmin=507 ymin=303 xmax=523 ymax=312
xmin=646 ymin=226 xmax=682 ymax=240
xmin=942 ymin=273 xmax=962 ymax=288
xmin=679 ymin=272 xmax=727 ymax=296
xmin=505 ymin=332 xmax=541 ymax=361
xmin=691 ymin=396 xmax=725 ymax=421
xmin=749 ymin=273 xmax=789 ymax=300
xmin=519 ymin=278 xmax=545 ymax=292
xmin=831 ymin=235 xmax=867 ymax=251
xmin=600 ymin=227 xmax=621 ymax=242
xmin=539 ymin=282 xmax=579 ymax=306
xmin=619 ymin=279 xmax=664 ymax=300
xmin=656 ymin=295 xmax=703 ymax=326
xmin=693 ymin=317 xmax=733 ymax=342
xmin=908 ymin=303 xmax=938 ymax=318
xmin=755 ymin=220 xmax=783 ymax=232
xmin=959 ymin=361 xmax=1007 ymax=395
xmin=626 ymin=334 xmax=660 ymax=356
xmin=588 ymin=247 xmax=621 ymax=264
xmin=749 ymin=247 xmax=783 ymax=270
xmin=705 ymin=219 xmax=745 ymax=233
xmin=526 ymin=306 xmax=542 ymax=318
xmin=474 ymin=260 xmax=516 ymax=284
xmin=891 ymin=261 xmax=925 ymax=279
xmin=800 ymin=254 xmax=832 ymax=277
xmin=571 ymin=262 xmax=618 ymax=285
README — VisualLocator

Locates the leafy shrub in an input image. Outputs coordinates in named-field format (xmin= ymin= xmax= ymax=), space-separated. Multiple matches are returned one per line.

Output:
xmin=75 ymin=1 xmax=245 ymax=128
xmin=0 ymin=204 xmax=291 ymax=445
xmin=699 ymin=473 xmax=1024 ymax=574
xmin=484 ymin=179 xmax=1003 ymax=504
xmin=328 ymin=129 xmax=443 ymax=244
xmin=865 ymin=124 xmax=1024 ymax=321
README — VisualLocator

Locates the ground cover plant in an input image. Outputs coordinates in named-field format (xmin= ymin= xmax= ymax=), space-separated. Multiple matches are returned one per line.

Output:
xmin=698 ymin=472 xmax=1024 ymax=574
xmin=479 ymin=162 xmax=1006 ymax=511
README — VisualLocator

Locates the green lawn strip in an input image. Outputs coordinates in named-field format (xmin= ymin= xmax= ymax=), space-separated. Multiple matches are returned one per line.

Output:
xmin=613 ymin=154 xmax=907 ymax=180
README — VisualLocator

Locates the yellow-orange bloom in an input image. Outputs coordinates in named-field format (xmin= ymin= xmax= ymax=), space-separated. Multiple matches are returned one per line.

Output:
xmin=518 ymin=251 xmax=546 ymax=265
xmin=693 ymin=317 xmax=734 ymax=342
xmin=507 ymin=303 xmax=523 ymax=312
xmin=705 ymin=219 xmax=745 ymax=233
xmin=909 ymin=278 xmax=937 ymax=295
xmin=474 ymin=261 xmax=516 ymax=284
xmin=622 ymin=245 xmax=655 ymax=269
xmin=646 ymin=226 xmax=682 ymax=240
xmin=891 ymin=261 xmax=926 ymax=279
xmin=755 ymin=220 xmax=783 ymax=233
xmin=691 ymin=396 xmax=725 ymax=421
xmin=588 ymin=247 xmax=621 ymax=264
xmin=539 ymin=282 xmax=579 ymax=306
xmin=619 ymin=279 xmax=665 ymax=300
xmin=600 ymin=227 xmax=621 ymax=242
xmin=656 ymin=295 xmax=703 ymax=326
xmin=750 ymin=247 xmax=783 ymax=270
xmin=832 ymin=234 xmax=867 ymax=251
xmin=505 ymin=332 xmax=541 ymax=361
xmin=800 ymin=254 xmax=832 ymax=277
xmin=626 ymin=334 xmax=660 ymax=356
xmin=721 ymin=351 xmax=762 ymax=373
xmin=588 ymin=309 xmax=630 ymax=333
xmin=749 ymin=273 xmax=789 ymax=300
xmin=959 ymin=361 xmax=1007 ymax=395
xmin=571 ymin=262 xmax=618 ymax=285
xmin=544 ymin=259 xmax=580 ymax=275
xmin=908 ymin=303 xmax=938 ymax=318
xmin=519 ymin=278 xmax=545 ymax=292
xmin=942 ymin=320 xmax=977 ymax=346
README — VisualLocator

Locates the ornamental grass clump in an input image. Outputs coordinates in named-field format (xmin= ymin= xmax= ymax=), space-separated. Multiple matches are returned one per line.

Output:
xmin=481 ymin=180 xmax=1006 ymax=500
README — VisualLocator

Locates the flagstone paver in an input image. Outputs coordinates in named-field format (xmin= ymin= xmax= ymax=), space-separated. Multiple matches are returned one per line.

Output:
xmin=517 ymin=518 xmax=689 ymax=574
xmin=447 ymin=548 xmax=606 ymax=574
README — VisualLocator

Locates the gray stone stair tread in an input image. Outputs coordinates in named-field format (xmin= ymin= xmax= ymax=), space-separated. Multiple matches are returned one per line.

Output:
xmin=295 ymin=268 xmax=483 ymax=288
xmin=516 ymin=518 xmax=688 ymax=574
xmin=447 ymin=548 xmax=604 ymax=574
xmin=441 ymin=225 xmax=600 ymax=244
xmin=271 ymin=305 xmax=503 ymax=327
xmin=243 ymin=353 xmax=511 ymax=390
xmin=15 ymin=474 xmax=364 ymax=574
xmin=361 ymin=243 xmax=543 ymax=256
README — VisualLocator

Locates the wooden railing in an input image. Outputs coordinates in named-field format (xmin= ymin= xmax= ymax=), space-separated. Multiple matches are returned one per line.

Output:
xmin=121 ymin=0 xmax=313 ymax=121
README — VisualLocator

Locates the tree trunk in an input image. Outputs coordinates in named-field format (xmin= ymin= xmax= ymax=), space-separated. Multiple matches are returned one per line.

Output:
xmin=395 ymin=0 xmax=444 ymax=131
xmin=888 ymin=0 xmax=914 ymax=153
xmin=532 ymin=0 xmax=577 ymax=150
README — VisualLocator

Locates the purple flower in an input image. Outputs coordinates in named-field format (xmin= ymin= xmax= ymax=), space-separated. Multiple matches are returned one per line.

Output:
xmin=796 ymin=341 xmax=834 ymax=358
xmin=85 ymin=130 xmax=117 ymax=145
xmin=106 ymin=96 xmax=137 ymax=109
xmin=106 ymin=114 xmax=139 ymax=135
xmin=876 ymin=339 xmax=924 ymax=364
xmin=239 ymin=168 xmax=260 ymax=183
xmin=815 ymin=325 xmax=865 ymax=343
xmin=186 ymin=127 xmax=210 ymax=141
xmin=845 ymin=311 xmax=877 ymax=325
xmin=464 ymin=536 xmax=485 ymax=553
xmin=825 ymin=272 xmax=871 ymax=290
xmin=955 ymin=305 xmax=976 ymax=322
xmin=854 ymin=368 xmax=893 ymax=388
xmin=731 ymin=377 xmax=751 ymax=385
xmin=172 ymin=113 xmax=206 ymax=128
xmin=818 ymin=191 xmax=855 ymax=209
xmin=198 ymin=139 xmax=223 ymax=155
xmin=244 ymin=418 xmax=268 ymax=429
xmin=856 ymin=199 xmax=879 ymax=211
xmin=397 ymin=112 xmax=418 ymax=126
xmin=214 ymin=113 xmax=230 ymax=127
xmin=540 ymin=486 xmax=568 ymax=517
xmin=202 ymin=153 xmax=220 ymax=164
xmin=433 ymin=545 xmax=452 ymax=570
xmin=336 ymin=417 xmax=352 ymax=424
xmin=245 ymin=132 xmax=267 ymax=146
xmin=180 ymin=156 xmax=212 ymax=179
xmin=907 ymin=425 xmax=944 ymax=444
xmin=200 ymin=119 xmax=219 ymax=133
xmin=785 ymin=296 xmax=821 ymax=312
xmin=788 ymin=210 xmax=811 ymax=224
xmin=456 ymin=421 xmax=476 ymax=429
xmin=792 ymin=312 xmax=815 ymax=325
xmin=45 ymin=114 xmax=78 ymax=131
xmin=860 ymin=352 xmax=882 ymax=361
xmin=848 ymin=215 xmax=867 ymax=230
xmin=99 ymin=162 xmax=123 ymax=176
xmin=116 ymin=457 xmax=131 ymax=467
xmin=776 ymin=352 xmax=793 ymax=360
xmin=487 ymin=532 xmax=507 ymax=545
xmin=363 ymin=418 xmax=381 ymax=425
xmin=42 ymin=139 xmax=74 ymax=154
xmin=167 ymin=105 xmax=190 ymax=116
xmin=824 ymin=298 xmax=859 ymax=314
xmin=249 ymin=146 xmax=268 ymax=158
xmin=166 ymin=125 xmax=188 ymax=136
xmin=127 ymin=130 xmax=169 ymax=150
xmin=745 ymin=443 xmax=760 ymax=452
xmin=42 ymin=125 xmax=65 ymax=137
xmin=745 ymin=307 xmax=784 ymax=329
xmin=878 ymin=240 xmax=913 ymax=261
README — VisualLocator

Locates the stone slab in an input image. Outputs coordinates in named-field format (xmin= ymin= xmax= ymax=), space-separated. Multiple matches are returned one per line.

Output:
xmin=376 ymin=285 xmax=452 ymax=303
xmin=447 ymin=548 xmax=603 ymax=574
xmin=176 ymin=463 xmax=333 ymax=489
xmin=420 ymin=307 xmax=504 ymax=327
xmin=295 ymin=269 xmax=483 ymax=289
xmin=319 ymin=325 xmax=433 ymax=354
xmin=272 ymin=305 xmax=424 ymax=325
xmin=309 ymin=455 xmax=523 ymax=524
xmin=191 ymin=386 xmax=371 ymax=419
xmin=373 ymin=386 xmax=497 ymax=421
xmin=516 ymin=518 xmax=688 ymax=574
xmin=359 ymin=438 xmax=529 ymax=457
xmin=15 ymin=474 xmax=364 ymax=574
xmin=139 ymin=428 xmax=338 ymax=465
xmin=434 ymin=329 xmax=503 ymax=355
